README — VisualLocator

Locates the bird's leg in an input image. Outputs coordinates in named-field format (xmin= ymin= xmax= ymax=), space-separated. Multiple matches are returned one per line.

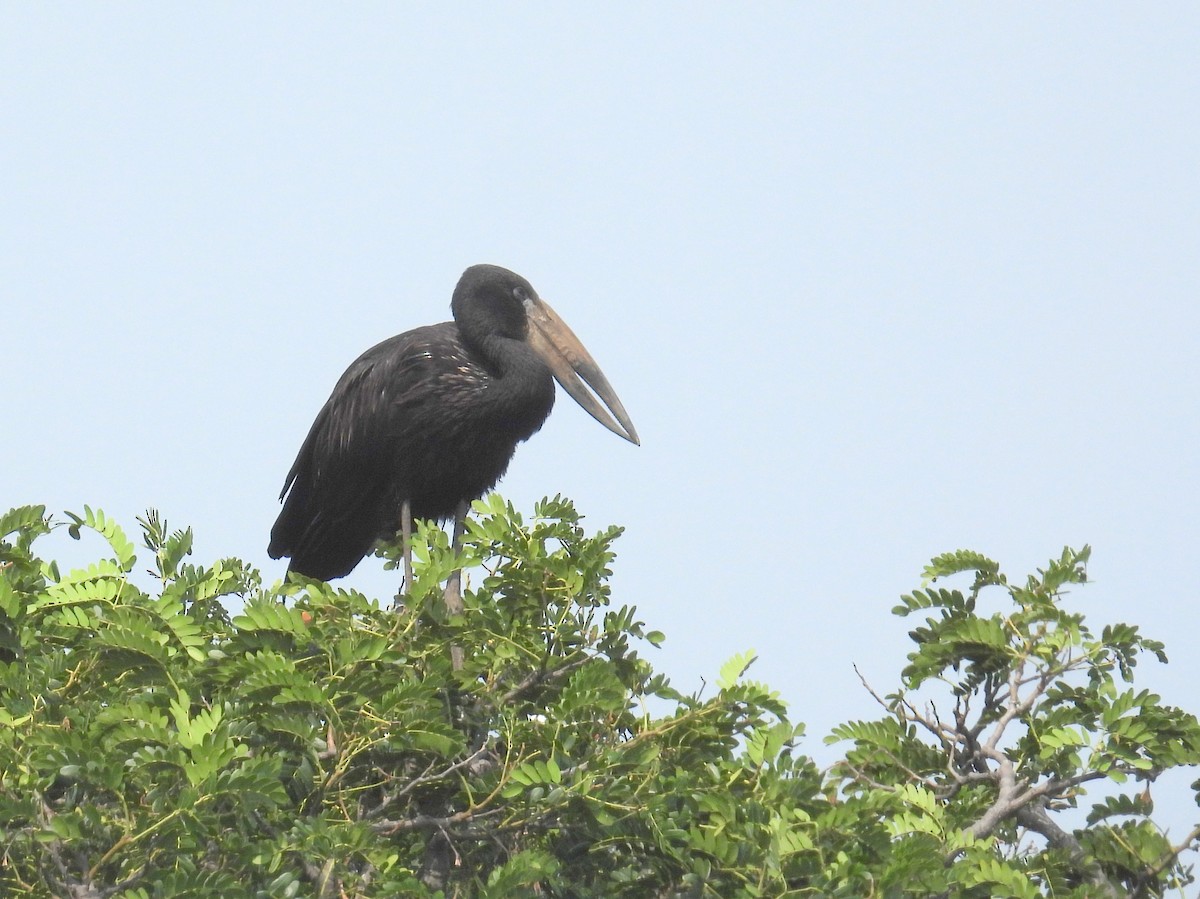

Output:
xmin=392 ymin=499 xmax=414 ymax=612
xmin=442 ymin=499 xmax=468 ymax=671
xmin=420 ymin=505 xmax=468 ymax=886
xmin=402 ymin=499 xmax=414 ymax=593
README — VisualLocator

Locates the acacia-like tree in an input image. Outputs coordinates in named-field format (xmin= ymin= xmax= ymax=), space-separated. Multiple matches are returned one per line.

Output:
xmin=0 ymin=498 xmax=1197 ymax=897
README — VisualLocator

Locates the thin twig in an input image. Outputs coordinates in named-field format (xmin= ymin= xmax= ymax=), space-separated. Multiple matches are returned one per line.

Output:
xmin=365 ymin=746 xmax=496 ymax=820
xmin=1135 ymin=823 xmax=1200 ymax=889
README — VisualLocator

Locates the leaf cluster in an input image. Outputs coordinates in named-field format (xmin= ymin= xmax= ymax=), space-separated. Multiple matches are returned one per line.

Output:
xmin=1 ymin=503 xmax=1197 ymax=897
xmin=827 ymin=546 xmax=1200 ymax=896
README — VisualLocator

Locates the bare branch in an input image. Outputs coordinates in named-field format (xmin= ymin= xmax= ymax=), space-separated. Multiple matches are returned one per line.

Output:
xmin=498 ymin=655 xmax=592 ymax=707
xmin=1015 ymin=802 xmax=1122 ymax=899
xmin=966 ymin=753 xmax=1022 ymax=840
xmin=372 ymin=807 xmax=505 ymax=835
xmin=365 ymin=746 xmax=497 ymax=820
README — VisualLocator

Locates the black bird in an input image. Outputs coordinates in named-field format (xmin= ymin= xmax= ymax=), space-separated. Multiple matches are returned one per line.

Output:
xmin=269 ymin=264 xmax=639 ymax=581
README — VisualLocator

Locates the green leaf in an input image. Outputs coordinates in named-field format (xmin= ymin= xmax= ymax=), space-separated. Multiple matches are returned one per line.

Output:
xmin=0 ymin=504 xmax=48 ymax=541
xmin=65 ymin=505 xmax=137 ymax=572
xmin=232 ymin=598 xmax=312 ymax=636
xmin=716 ymin=649 xmax=757 ymax=690
xmin=922 ymin=549 xmax=1000 ymax=582
xmin=1086 ymin=791 xmax=1153 ymax=826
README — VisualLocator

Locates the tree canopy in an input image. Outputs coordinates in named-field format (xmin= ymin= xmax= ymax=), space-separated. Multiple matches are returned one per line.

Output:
xmin=0 ymin=497 xmax=1197 ymax=897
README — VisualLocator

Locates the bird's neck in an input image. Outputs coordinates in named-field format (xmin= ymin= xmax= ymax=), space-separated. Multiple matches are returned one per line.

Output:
xmin=473 ymin=333 xmax=556 ymax=429
xmin=472 ymin=332 xmax=548 ymax=381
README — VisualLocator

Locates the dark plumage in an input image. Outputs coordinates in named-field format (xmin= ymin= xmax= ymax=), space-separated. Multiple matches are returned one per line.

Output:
xmin=269 ymin=264 xmax=638 ymax=580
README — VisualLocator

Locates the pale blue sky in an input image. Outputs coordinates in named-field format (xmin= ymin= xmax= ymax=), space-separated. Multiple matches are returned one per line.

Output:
xmin=5 ymin=5 xmax=1198 ymax=844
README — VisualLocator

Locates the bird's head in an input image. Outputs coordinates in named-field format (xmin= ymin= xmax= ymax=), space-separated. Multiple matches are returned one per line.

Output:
xmin=452 ymin=264 xmax=640 ymax=446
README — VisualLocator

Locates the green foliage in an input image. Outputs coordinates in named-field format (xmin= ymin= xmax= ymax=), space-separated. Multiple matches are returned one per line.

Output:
xmin=837 ymin=545 xmax=1200 ymax=897
xmin=0 ymin=500 xmax=1197 ymax=897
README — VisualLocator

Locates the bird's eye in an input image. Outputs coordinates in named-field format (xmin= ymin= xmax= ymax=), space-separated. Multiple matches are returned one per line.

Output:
xmin=511 ymin=287 xmax=525 ymax=301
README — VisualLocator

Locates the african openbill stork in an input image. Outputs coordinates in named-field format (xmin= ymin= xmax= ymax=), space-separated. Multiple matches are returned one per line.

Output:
xmin=268 ymin=264 xmax=639 ymax=583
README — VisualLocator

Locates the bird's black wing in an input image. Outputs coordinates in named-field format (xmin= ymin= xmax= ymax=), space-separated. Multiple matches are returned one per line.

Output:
xmin=267 ymin=322 xmax=464 ymax=579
